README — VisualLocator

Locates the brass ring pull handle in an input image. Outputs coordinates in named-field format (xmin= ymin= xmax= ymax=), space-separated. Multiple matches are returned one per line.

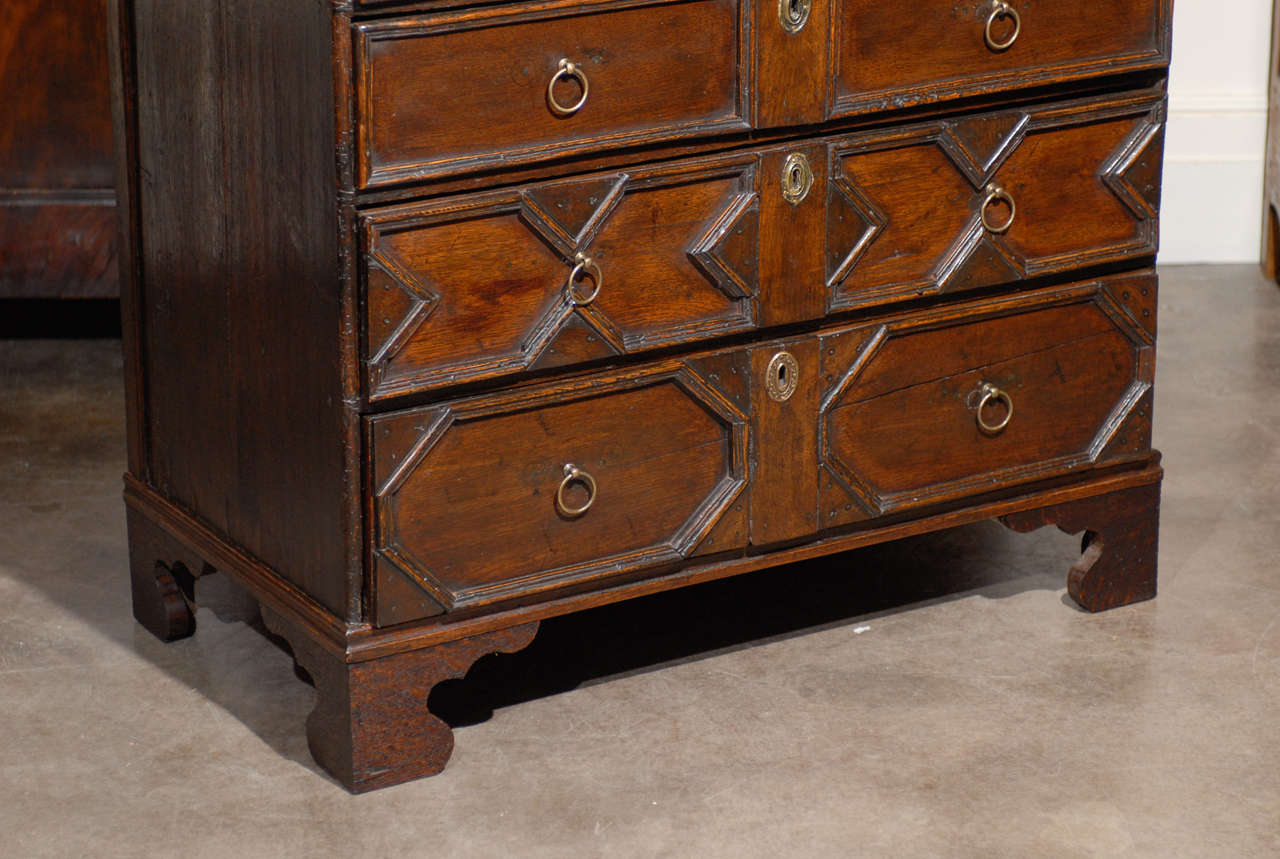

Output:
xmin=566 ymin=253 xmax=603 ymax=306
xmin=980 ymin=184 xmax=1016 ymax=233
xmin=555 ymin=463 xmax=597 ymax=517
xmin=547 ymin=58 xmax=589 ymax=116
xmin=984 ymin=1 xmax=1021 ymax=52
xmin=975 ymin=383 xmax=1014 ymax=434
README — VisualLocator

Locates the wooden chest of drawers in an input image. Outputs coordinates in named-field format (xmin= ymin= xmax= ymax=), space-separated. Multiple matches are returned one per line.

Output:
xmin=111 ymin=0 xmax=1171 ymax=791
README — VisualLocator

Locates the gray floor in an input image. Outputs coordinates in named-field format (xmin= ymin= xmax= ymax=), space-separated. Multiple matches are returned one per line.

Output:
xmin=1 ymin=265 xmax=1277 ymax=857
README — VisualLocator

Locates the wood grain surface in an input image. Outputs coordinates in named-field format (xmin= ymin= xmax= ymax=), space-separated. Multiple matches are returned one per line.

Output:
xmin=370 ymin=362 xmax=747 ymax=623
xmin=363 ymin=156 xmax=760 ymax=399
xmin=827 ymin=92 xmax=1165 ymax=311
xmin=126 ymin=0 xmax=356 ymax=618
xmin=833 ymin=0 xmax=1170 ymax=116
xmin=355 ymin=0 xmax=748 ymax=187
xmin=113 ymin=0 xmax=1171 ymax=791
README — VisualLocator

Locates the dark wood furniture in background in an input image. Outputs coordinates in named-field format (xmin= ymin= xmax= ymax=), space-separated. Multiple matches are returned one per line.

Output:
xmin=112 ymin=0 xmax=1171 ymax=791
xmin=2 ymin=0 xmax=117 ymax=299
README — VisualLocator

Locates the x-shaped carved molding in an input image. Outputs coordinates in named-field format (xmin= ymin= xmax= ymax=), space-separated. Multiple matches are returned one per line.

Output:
xmin=365 ymin=166 xmax=760 ymax=399
xmin=826 ymin=96 xmax=1165 ymax=311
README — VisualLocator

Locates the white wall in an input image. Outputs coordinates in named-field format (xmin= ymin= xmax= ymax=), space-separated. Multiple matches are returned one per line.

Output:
xmin=1162 ymin=0 xmax=1273 ymax=263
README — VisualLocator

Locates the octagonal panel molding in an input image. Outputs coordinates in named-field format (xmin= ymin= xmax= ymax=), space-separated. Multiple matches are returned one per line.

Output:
xmin=369 ymin=360 xmax=748 ymax=625
xmin=818 ymin=279 xmax=1156 ymax=525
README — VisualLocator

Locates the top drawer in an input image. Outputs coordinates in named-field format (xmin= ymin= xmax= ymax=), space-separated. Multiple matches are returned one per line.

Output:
xmin=833 ymin=0 xmax=1170 ymax=117
xmin=352 ymin=0 xmax=1170 ymax=188
xmin=354 ymin=0 xmax=748 ymax=189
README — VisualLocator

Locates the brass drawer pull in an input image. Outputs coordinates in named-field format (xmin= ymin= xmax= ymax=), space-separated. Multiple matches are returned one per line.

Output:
xmin=566 ymin=253 xmax=603 ymax=306
xmin=974 ymin=382 xmax=1014 ymax=434
xmin=547 ymin=58 xmax=589 ymax=116
xmin=555 ymin=463 xmax=598 ymax=517
xmin=980 ymin=183 xmax=1016 ymax=233
xmin=778 ymin=0 xmax=812 ymax=34
xmin=984 ymin=1 xmax=1021 ymax=52
xmin=781 ymin=153 xmax=814 ymax=206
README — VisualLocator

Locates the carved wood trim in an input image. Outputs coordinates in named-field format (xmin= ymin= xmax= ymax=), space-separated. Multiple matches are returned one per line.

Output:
xmin=123 ymin=474 xmax=353 ymax=653
xmin=262 ymin=605 xmax=538 ymax=792
xmin=818 ymin=277 xmax=1156 ymax=520
xmin=1000 ymin=481 xmax=1161 ymax=612
xmin=370 ymin=359 xmax=749 ymax=614
xmin=826 ymin=92 xmax=1166 ymax=312
xmin=350 ymin=461 xmax=1164 ymax=662
xmin=363 ymin=156 xmax=761 ymax=400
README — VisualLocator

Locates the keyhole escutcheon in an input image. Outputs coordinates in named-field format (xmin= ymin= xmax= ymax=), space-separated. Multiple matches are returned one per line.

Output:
xmin=766 ymin=351 xmax=799 ymax=402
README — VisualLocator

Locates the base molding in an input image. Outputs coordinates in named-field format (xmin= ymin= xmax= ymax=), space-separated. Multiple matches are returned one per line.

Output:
xmin=125 ymin=461 xmax=1162 ymax=790
xmin=262 ymin=607 xmax=538 ymax=792
xmin=1001 ymin=481 xmax=1160 ymax=611
xmin=125 ymin=459 xmax=1163 ymax=657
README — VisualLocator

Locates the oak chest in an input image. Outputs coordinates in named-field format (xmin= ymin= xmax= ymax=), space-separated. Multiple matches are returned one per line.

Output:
xmin=111 ymin=0 xmax=1171 ymax=791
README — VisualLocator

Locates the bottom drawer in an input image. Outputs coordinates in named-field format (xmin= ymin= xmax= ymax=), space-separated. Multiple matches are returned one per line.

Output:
xmin=818 ymin=271 xmax=1156 ymax=526
xmin=368 ymin=361 xmax=749 ymax=625
xmin=369 ymin=271 xmax=1156 ymax=626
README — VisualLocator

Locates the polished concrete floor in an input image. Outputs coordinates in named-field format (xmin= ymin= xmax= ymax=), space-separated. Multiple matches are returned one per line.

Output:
xmin=1 ymin=265 xmax=1277 ymax=857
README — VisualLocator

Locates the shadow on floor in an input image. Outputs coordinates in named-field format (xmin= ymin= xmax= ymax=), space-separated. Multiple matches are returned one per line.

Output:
xmin=425 ymin=521 xmax=1076 ymax=727
xmin=187 ymin=516 xmax=1081 ymax=739
xmin=0 ymin=337 xmax=1085 ymax=785
xmin=117 ymin=515 xmax=1075 ymax=785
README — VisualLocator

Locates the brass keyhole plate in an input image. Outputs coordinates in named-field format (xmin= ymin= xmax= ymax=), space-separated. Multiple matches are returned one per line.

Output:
xmin=779 ymin=0 xmax=812 ymax=33
xmin=766 ymin=351 xmax=799 ymax=402
xmin=781 ymin=153 xmax=814 ymax=206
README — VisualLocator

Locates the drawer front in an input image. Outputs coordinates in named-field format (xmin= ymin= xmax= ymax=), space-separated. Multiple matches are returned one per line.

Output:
xmin=364 ymin=156 xmax=763 ymax=400
xmin=363 ymin=92 xmax=1161 ymax=401
xmin=818 ymin=272 xmax=1156 ymax=525
xmin=826 ymin=92 xmax=1164 ymax=311
xmin=354 ymin=0 xmax=748 ymax=188
xmin=367 ymin=273 xmax=1155 ymax=622
xmin=832 ymin=0 xmax=1170 ymax=117
xmin=369 ymin=357 xmax=749 ymax=624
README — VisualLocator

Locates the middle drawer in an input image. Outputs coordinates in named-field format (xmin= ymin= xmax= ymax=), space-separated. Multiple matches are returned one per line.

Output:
xmin=362 ymin=91 xmax=1163 ymax=401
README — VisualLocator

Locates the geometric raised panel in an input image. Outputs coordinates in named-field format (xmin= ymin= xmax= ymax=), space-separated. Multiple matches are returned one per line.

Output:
xmin=995 ymin=108 xmax=1163 ymax=272
xmin=819 ymin=279 xmax=1155 ymax=525
xmin=826 ymin=93 xmax=1165 ymax=312
xmin=1103 ymin=123 xmax=1166 ymax=219
xmin=938 ymin=110 xmax=1029 ymax=187
xmin=938 ymin=232 xmax=1023 ymax=295
xmin=521 ymin=174 xmax=627 ymax=254
xmin=365 ymin=252 xmax=440 ymax=371
xmin=690 ymin=192 xmax=760 ymax=300
xmin=364 ymin=205 xmax=564 ymax=397
xmin=363 ymin=159 xmax=761 ymax=399
xmin=826 ymin=174 xmax=887 ymax=288
xmin=369 ymin=361 xmax=749 ymax=626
